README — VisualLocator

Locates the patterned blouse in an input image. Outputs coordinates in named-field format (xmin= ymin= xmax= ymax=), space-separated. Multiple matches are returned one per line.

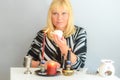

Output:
xmin=27 ymin=26 xmax=87 ymax=69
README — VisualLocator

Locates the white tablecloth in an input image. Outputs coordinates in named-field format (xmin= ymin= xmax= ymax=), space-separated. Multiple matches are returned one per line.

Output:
xmin=10 ymin=67 xmax=120 ymax=80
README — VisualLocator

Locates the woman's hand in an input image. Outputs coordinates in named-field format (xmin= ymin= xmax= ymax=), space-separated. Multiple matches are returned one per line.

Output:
xmin=52 ymin=34 xmax=69 ymax=56
xmin=52 ymin=34 xmax=77 ymax=64
xmin=31 ymin=60 xmax=60 ymax=69
xmin=31 ymin=60 xmax=40 ymax=68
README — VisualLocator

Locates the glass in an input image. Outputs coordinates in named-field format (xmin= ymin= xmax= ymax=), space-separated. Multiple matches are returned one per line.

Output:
xmin=24 ymin=56 xmax=32 ymax=74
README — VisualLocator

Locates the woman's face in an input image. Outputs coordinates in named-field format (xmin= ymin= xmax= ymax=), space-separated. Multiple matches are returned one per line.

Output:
xmin=51 ymin=7 xmax=69 ymax=31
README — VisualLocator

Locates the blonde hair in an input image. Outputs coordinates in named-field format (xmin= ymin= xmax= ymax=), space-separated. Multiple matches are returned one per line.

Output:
xmin=43 ymin=0 xmax=76 ymax=39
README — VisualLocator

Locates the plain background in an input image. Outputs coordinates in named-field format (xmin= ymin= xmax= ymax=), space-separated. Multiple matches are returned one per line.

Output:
xmin=0 ymin=0 xmax=120 ymax=80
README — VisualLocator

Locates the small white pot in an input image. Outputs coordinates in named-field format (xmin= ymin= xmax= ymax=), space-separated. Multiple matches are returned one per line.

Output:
xmin=98 ymin=59 xmax=115 ymax=77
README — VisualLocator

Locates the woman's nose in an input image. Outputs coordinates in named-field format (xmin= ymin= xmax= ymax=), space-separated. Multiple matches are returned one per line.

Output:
xmin=58 ymin=14 xmax=62 ymax=20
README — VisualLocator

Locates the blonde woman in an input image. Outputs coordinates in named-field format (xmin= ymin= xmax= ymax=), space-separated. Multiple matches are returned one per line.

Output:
xmin=27 ymin=0 xmax=87 ymax=70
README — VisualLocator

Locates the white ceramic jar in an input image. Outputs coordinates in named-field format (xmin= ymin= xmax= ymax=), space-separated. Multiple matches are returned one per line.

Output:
xmin=97 ymin=59 xmax=115 ymax=77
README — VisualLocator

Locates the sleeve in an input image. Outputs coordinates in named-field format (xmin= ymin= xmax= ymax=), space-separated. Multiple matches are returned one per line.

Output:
xmin=27 ymin=31 xmax=44 ymax=61
xmin=71 ymin=27 xmax=87 ymax=69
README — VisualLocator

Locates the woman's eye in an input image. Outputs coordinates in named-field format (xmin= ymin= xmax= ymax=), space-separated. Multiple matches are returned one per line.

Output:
xmin=62 ymin=12 xmax=67 ymax=15
xmin=53 ymin=12 xmax=58 ymax=15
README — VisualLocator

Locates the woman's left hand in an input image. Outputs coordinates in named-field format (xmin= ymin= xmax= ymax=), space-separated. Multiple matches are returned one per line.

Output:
xmin=52 ymin=34 xmax=69 ymax=56
xmin=52 ymin=34 xmax=77 ymax=64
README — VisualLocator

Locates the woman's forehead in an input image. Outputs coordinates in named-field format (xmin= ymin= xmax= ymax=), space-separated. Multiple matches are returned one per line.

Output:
xmin=51 ymin=3 xmax=69 ymax=10
xmin=52 ymin=7 xmax=68 ymax=12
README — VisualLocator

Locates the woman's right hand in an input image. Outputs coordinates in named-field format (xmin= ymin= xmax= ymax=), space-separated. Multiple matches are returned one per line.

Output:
xmin=31 ymin=60 xmax=40 ymax=68
xmin=31 ymin=60 xmax=61 ymax=69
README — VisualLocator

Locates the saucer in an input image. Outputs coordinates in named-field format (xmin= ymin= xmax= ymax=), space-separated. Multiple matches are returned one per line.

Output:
xmin=35 ymin=70 xmax=60 ymax=76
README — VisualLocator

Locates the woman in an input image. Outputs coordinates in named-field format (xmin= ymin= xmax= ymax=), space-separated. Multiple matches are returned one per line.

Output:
xmin=27 ymin=0 xmax=87 ymax=69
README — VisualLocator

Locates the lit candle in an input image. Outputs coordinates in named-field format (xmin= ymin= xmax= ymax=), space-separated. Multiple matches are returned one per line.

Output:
xmin=47 ymin=61 xmax=57 ymax=75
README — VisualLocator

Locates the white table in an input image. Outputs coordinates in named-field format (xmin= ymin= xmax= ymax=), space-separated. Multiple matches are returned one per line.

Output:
xmin=10 ymin=67 xmax=120 ymax=80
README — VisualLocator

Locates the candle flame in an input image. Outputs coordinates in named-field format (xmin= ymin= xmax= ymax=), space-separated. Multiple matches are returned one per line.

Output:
xmin=44 ymin=29 xmax=49 ymax=33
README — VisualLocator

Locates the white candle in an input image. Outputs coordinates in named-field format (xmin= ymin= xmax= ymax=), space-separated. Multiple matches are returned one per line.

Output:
xmin=53 ymin=30 xmax=63 ymax=39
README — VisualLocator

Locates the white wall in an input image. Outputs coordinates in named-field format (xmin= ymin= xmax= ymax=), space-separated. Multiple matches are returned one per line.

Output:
xmin=0 ymin=0 xmax=120 ymax=80
xmin=71 ymin=0 xmax=120 ymax=75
